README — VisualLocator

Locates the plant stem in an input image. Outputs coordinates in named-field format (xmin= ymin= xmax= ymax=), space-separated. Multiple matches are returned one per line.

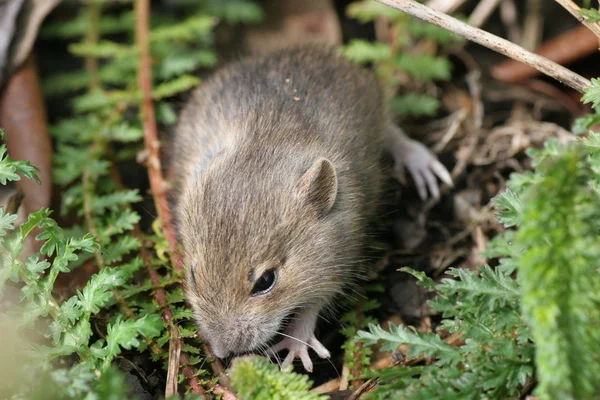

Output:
xmin=85 ymin=3 xmax=101 ymax=90
xmin=376 ymin=0 xmax=592 ymax=93
xmin=134 ymin=0 xmax=183 ymax=272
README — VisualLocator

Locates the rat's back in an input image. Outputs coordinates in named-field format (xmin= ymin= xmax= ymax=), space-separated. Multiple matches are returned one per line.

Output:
xmin=173 ymin=46 xmax=386 ymax=188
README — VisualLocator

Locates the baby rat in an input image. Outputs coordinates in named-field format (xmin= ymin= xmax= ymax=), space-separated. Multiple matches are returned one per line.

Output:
xmin=173 ymin=46 xmax=451 ymax=372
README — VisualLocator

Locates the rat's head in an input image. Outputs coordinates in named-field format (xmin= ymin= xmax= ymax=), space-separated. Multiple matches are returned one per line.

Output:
xmin=179 ymin=154 xmax=350 ymax=358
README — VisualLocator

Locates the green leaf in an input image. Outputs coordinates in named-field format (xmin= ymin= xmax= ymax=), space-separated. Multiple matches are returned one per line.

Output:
xmin=108 ymin=123 xmax=144 ymax=143
xmin=491 ymin=188 xmax=522 ymax=228
xmin=396 ymin=53 xmax=452 ymax=81
xmin=77 ymin=268 xmax=125 ymax=313
xmin=150 ymin=15 xmax=215 ymax=42
xmin=91 ymin=190 xmax=142 ymax=213
xmin=0 ymin=145 xmax=41 ymax=185
xmin=19 ymin=208 xmax=52 ymax=240
xmin=579 ymin=8 xmax=600 ymax=23
xmin=516 ymin=146 xmax=600 ymax=399
xmin=157 ymin=49 xmax=217 ymax=80
xmin=201 ymin=0 xmax=264 ymax=23
xmin=69 ymin=40 xmax=134 ymax=59
xmin=341 ymin=40 xmax=392 ymax=64
xmin=103 ymin=314 xmax=163 ymax=362
xmin=153 ymin=75 xmax=201 ymax=100
xmin=407 ymin=19 xmax=461 ymax=45
xmin=400 ymin=267 xmax=436 ymax=290
xmin=572 ymin=111 xmax=600 ymax=135
xmin=346 ymin=0 xmax=403 ymax=23
xmin=439 ymin=266 xmax=520 ymax=310
xmin=358 ymin=323 xmax=461 ymax=364
xmin=582 ymin=78 xmax=600 ymax=109
xmin=0 ymin=207 xmax=18 ymax=236
xmin=389 ymin=93 xmax=440 ymax=117
xmin=25 ymin=255 xmax=51 ymax=279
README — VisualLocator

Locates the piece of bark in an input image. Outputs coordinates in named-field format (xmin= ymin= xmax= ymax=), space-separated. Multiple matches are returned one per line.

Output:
xmin=491 ymin=25 xmax=599 ymax=83
xmin=0 ymin=53 xmax=52 ymax=255
xmin=0 ymin=0 xmax=61 ymax=89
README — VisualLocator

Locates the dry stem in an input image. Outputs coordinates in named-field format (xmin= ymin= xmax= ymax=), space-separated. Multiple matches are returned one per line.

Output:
xmin=134 ymin=0 xmax=233 ymax=396
xmin=134 ymin=0 xmax=183 ymax=272
xmin=134 ymin=0 xmax=207 ymax=396
xmin=376 ymin=0 xmax=592 ymax=93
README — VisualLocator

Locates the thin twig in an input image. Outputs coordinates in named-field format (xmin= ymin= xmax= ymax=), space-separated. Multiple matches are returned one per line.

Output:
xmin=376 ymin=0 xmax=592 ymax=93
xmin=134 ymin=0 xmax=205 ymax=394
xmin=491 ymin=25 xmax=598 ymax=84
xmin=521 ymin=0 xmax=543 ymax=51
xmin=134 ymin=0 xmax=183 ymax=272
xmin=554 ymin=0 xmax=600 ymax=40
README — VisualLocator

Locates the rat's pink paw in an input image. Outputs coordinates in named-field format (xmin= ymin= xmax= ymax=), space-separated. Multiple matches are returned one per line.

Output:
xmin=268 ymin=334 xmax=330 ymax=372
xmin=390 ymin=134 xmax=453 ymax=201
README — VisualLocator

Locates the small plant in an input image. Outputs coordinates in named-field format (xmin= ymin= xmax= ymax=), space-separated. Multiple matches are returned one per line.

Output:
xmin=229 ymin=356 xmax=327 ymax=400
xmin=352 ymin=126 xmax=600 ymax=399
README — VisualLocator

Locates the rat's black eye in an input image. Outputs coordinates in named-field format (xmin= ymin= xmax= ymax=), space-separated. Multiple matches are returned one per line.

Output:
xmin=251 ymin=269 xmax=277 ymax=296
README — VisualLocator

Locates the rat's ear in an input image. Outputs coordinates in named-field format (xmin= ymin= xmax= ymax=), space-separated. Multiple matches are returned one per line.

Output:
xmin=295 ymin=158 xmax=338 ymax=218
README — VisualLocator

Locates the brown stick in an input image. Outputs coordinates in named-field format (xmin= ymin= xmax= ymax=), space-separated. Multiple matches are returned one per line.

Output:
xmin=134 ymin=0 xmax=183 ymax=272
xmin=491 ymin=25 xmax=598 ymax=84
xmin=134 ymin=0 xmax=210 ymax=395
xmin=0 ymin=54 xmax=52 ymax=225
xmin=554 ymin=0 xmax=600 ymax=40
xmin=376 ymin=0 xmax=592 ymax=93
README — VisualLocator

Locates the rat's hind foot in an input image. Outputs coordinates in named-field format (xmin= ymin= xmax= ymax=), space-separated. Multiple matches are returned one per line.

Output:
xmin=385 ymin=123 xmax=453 ymax=200
xmin=268 ymin=333 xmax=330 ymax=372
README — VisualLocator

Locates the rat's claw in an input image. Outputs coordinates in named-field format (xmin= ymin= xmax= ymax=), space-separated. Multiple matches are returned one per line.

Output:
xmin=430 ymin=158 xmax=453 ymax=187
xmin=308 ymin=335 xmax=330 ymax=359
xmin=388 ymin=129 xmax=453 ymax=200
xmin=268 ymin=334 xmax=330 ymax=373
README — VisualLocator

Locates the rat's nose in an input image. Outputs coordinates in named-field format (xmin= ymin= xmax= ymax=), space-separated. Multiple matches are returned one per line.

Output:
xmin=209 ymin=341 xmax=231 ymax=359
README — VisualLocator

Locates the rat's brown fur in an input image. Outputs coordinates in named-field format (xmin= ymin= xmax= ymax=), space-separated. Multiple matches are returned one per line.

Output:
xmin=173 ymin=46 xmax=386 ymax=358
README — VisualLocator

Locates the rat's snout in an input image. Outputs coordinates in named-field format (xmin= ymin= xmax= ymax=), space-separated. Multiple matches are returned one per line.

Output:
xmin=201 ymin=318 xmax=271 ymax=359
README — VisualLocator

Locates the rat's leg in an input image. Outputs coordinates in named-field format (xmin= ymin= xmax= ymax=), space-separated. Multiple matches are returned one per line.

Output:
xmin=384 ymin=123 xmax=453 ymax=200
xmin=267 ymin=307 xmax=330 ymax=372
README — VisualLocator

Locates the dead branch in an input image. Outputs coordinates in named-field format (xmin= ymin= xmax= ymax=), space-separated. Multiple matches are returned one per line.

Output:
xmin=135 ymin=0 xmax=209 ymax=396
xmin=491 ymin=25 xmax=598 ymax=84
xmin=376 ymin=0 xmax=592 ymax=93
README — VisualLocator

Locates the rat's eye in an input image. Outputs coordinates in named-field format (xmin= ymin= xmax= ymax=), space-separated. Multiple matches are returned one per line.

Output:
xmin=251 ymin=269 xmax=277 ymax=296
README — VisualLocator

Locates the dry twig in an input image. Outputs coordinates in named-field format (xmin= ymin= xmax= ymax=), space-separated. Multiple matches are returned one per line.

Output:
xmin=376 ymin=0 xmax=592 ymax=93
xmin=491 ymin=25 xmax=598 ymax=84
xmin=135 ymin=0 xmax=223 ymax=397
xmin=135 ymin=0 xmax=182 ymax=272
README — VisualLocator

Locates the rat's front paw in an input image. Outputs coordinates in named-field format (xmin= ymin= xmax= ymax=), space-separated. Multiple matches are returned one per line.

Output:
xmin=387 ymin=125 xmax=453 ymax=200
xmin=268 ymin=334 xmax=330 ymax=372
